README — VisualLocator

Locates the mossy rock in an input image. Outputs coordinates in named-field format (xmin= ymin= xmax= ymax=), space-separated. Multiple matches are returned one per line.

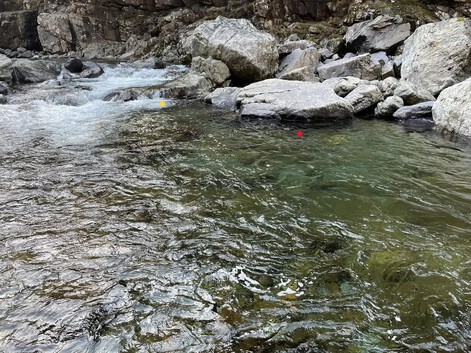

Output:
xmin=366 ymin=250 xmax=419 ymax=283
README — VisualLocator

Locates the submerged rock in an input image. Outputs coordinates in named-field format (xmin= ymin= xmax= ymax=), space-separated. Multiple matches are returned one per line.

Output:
xmin=317 ymin=53 xmax=381 ymax=81
xmin=185 ymin=16 xmax=278 ymax=83
xmin=237 ymin=78 xmax=354 ymax=122
xmin=344 ymin=15 xmax=411 ymax=54
xmin=432 ymin=78 xmax=471 ymax=136
xmin=401 ymin=18 xmax=471 ymax=96
xmin=0 ymin=94 xmax=6 ymax=104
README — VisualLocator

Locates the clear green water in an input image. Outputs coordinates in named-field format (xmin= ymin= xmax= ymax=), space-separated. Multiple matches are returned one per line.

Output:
xmin=0 ymin=102 xmax=470 ymax=352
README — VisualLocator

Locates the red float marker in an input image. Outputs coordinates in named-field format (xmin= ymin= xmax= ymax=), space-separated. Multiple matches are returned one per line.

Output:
xmin=296 ymin=131 xmax=303 ymax=138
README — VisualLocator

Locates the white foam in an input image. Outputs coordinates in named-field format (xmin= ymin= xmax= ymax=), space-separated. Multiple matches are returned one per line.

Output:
xmin=0 ymin=63 xmax=181 ymax=147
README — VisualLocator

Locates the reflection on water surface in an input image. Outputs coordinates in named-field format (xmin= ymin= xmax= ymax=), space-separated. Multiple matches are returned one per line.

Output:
xmin=0 ymin=67 xmax=470 ymax=353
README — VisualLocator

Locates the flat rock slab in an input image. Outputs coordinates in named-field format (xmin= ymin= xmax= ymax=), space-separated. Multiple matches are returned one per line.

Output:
xmin=237 ymin=78 xmax=354 ymax=122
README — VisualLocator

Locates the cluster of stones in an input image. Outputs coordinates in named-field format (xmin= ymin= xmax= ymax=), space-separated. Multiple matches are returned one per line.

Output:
xmin=0 ymin=11 xmax=470 ymax=137
xmin=193 ymin=16 xmax=471 ymax=136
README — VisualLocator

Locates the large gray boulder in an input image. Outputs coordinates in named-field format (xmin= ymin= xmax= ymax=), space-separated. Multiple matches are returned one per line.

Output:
xmin=191 ymin=56 xmax=230 ymax=86
xmin=0 ymin=54 xmax=13 ymax=83
xmin=432 ymin=78 xmax=471 ymax=136
xmin=344 ymin=15 xmax=411 ymax=54
xmin=277 ymin=48 xmax=320 ymax=81
xmin=317 ymin=53 xmax=381 ymax=81
xmin=237 ymin=79 xmax=354 ymax=121
xmin=11 ymin=60 xmax=61 ymax=83
xmin=344 ymin=84 xmax=383 ymax=114
xmin=401 ymin=18 xmax=471 ymax=96
xmin=186 ymin=16 xmax=278 ymax=83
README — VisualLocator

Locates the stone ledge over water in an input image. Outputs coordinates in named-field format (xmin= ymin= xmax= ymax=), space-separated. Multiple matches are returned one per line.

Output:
xmin=237 ymin=78 xmax=354 ymax=122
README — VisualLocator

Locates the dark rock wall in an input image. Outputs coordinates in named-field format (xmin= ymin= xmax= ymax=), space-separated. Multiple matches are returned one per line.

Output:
xmin=0 ymin=11 xmax=41 ymax=50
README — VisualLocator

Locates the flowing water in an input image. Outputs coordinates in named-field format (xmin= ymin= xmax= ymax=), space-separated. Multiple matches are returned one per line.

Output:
xmin=0 ymin=64 xmax=470 ymax=353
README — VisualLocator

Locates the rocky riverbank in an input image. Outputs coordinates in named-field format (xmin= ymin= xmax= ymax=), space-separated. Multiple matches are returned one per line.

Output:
xmin=0 ymin=1 xmax=470 ymax=136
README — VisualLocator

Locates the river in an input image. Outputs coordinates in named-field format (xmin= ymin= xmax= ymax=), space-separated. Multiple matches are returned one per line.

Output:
xmin=0 ymin=64 xmax=470 ymax=353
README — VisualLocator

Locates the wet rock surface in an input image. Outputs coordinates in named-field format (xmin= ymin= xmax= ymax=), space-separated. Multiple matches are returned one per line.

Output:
xmin=11 ymin=59 xmax=60 ymax=83
xmin=205 ymin=87 xmax=241 ymax=110
xmin=80 ymin=61 xmax=104 ymax=79
xmin=393 ymin=101 xmax=434 ymax=120
xmin=64 ymin=57 xmax=84 ymax=73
